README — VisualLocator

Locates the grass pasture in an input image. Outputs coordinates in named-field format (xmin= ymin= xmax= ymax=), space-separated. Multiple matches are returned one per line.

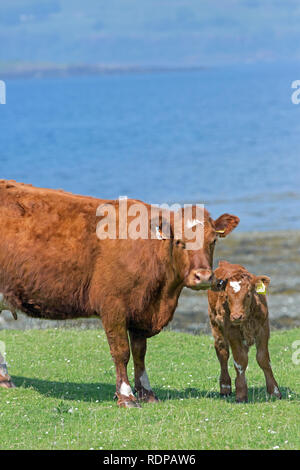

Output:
xmin=0 ymin=328 xmax=299 ymax=450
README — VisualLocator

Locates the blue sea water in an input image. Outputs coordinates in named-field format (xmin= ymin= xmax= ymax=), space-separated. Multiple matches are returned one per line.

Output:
xmin=0 ymin=63 xmax=300 ymax=231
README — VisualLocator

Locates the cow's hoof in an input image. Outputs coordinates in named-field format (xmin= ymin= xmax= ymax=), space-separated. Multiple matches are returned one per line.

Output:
xmin=138 ymin=391 xmax=159 ymax=404
xmin=116 ymin=394 xmax=141 ymax=409
xmin=0 ymin=380 xmax=16 ymax=389
xmin=119 ymin=399 xmax=142 ymax=409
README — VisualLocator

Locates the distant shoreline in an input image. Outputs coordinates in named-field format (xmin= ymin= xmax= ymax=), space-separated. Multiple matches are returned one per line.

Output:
xmin=0 ymin=64 xmax=207 ymax=80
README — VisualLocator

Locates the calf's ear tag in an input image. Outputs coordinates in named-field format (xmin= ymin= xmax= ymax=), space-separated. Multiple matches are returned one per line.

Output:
xmin=256 ymin=281 xmax=266 ymax=294
xmin=216 ymin=229 xmax=225 ymax=234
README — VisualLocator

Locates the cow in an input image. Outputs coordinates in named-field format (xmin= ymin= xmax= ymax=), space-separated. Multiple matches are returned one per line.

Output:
xmin=208 ymin=261 xmax=281 ymax=403
xmin=0 ymin=351 xmax=15 ymax=388
xmin=0 ymin=180 xmax=239 ymax=407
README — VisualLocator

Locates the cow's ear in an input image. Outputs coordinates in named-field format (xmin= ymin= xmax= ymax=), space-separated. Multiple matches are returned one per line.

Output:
xmin=214 ymin=214 xmax=240 ymax=238
xmin=253 ymin=275 xmax=270 ymax=294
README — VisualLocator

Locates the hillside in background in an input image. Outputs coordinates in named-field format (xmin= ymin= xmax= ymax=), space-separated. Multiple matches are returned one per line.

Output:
xmin=1 ymin=0 xmax=300 ymax=71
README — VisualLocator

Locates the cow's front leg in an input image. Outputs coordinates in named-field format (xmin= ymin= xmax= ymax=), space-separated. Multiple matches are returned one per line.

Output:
xmin=0 ymin=352 xmax=15 ymax=389
xmin=255 ymin=327 xmax=281 ymax=399
xmin=129 ymin=331 xmax=159 ymax=403
xmin=230 ymin=338 xmax=249 ymax=403
xmin=103 ymin=321 xmax=141 ymax=408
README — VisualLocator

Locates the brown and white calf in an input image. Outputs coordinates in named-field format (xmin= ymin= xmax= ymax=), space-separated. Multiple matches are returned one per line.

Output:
xmin=208 ymin=261 xmax=281 ymax=403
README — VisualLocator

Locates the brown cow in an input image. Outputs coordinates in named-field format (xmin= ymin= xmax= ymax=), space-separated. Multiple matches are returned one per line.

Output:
xmin=0 ymin=351 xmax=15 ymax=388
xmin=208 ymin=261 xmax=281 ymax=403
xmin=0 ymin=180 xmax=239 ymax=407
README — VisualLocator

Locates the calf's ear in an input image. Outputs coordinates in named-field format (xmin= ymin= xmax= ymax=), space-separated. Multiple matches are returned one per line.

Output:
xmin=254 ymin=275 xmax=270 ymax=294
xmin=214 ymin=214 xmax=240 ymax=238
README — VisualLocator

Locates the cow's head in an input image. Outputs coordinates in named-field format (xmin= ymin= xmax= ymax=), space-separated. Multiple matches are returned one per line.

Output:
xmin=155 ymin=208 xmax=239 ymax=290
xmin=214 ymin=261 xmax=270 ymax=323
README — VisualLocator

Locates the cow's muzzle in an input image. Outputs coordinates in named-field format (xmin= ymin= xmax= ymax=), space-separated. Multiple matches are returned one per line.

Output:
xmin=187 ymin=269 xmax=214 ymax=290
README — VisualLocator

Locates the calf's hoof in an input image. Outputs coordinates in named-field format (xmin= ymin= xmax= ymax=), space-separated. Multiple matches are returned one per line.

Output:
xmin=236 ymin=396 xmax=248 ymax=403
xmin=270 ymin=386 xmax=282 ymax=400
xmin=220 ymin=384 xmax=232 ymax=397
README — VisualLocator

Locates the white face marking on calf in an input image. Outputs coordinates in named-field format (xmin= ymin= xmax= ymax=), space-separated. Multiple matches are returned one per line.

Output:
xmin=186 ymin=219 xmax=203 ymax=229
xmin=140 ymin=370 xmax=152 ymax=391
xmin=230 ymin=281 xmax=241 ymax=293
xmin=120 ymin=382 xmax=134 ymax=397
xmin=233 ymin=360 xmax=244 ymax=375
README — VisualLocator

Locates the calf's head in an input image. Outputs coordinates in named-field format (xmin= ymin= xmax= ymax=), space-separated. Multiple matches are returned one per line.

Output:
xmin=216 ymin=265 xmax=270 ymax=323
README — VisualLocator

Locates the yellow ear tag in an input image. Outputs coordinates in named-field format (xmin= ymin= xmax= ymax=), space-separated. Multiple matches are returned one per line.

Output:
xmin=256 ymin=281 xmax=266 ymax=294
xmin=216 ymin=230 xmax=225 ymax=234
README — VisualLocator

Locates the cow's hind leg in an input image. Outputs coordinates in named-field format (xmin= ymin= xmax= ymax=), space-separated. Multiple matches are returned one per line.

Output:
xmin=129 ymin=331 xmax=159 ymax=403
xmin=102 ymin=320 xmax=141 ymax=408
xmin=0 ymin=353 xmax=15 ymax=389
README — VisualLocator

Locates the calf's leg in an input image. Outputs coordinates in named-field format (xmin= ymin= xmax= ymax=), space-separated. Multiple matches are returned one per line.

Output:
xmin=129 ymin=331 xmax=159 ymax=403
xmin=230 ymin=338 xmax=249 ymax=403
xmin=102 ymin=320 xmax=141 ymax=408
xmin=214 ymin=334 xmax=232 ymax=396
xmin=255 ymin=326 xmax=281 ymax=399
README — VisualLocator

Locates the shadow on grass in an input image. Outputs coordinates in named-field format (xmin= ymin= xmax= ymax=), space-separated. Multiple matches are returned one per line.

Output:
xmin=11 ymin=376 xmax=299 ymax=404
xmin=157 ymin=386 xmax=299 ymax=403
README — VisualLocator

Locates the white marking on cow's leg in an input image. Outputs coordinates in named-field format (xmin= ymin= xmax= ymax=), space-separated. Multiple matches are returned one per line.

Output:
xmin=120 ymin=382 xmax=134 ymax=397
xmin=140 ymin=370 xmax=152 ymax=391
xmin=273 ymin=386 xmax=280 ymax=396
xmin=0 ymin=351 xmax=8 ymax=378
xmin=233 ymin=360 xmax=244 ymax=375
xmin=221 ymin=384 xmax=231 ymax=390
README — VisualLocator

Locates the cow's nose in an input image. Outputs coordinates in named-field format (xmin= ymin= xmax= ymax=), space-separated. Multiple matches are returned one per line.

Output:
xmin=193 ymin=269 xmax=213 ymax=284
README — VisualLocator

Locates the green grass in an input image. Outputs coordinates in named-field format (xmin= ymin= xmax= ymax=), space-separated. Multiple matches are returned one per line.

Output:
xmin=0 ymin=328 xmax=299 ymax=450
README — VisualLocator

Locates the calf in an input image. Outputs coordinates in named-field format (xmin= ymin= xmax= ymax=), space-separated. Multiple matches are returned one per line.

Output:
xmin=0 ymin=181 xmax=239 ymax=407
xmin=208 ymin=261 xmax=281 ymax=402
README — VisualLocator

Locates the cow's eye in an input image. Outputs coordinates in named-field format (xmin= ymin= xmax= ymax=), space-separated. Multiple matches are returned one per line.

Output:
xmin=175 ymin=240 xmax=186 ymax=249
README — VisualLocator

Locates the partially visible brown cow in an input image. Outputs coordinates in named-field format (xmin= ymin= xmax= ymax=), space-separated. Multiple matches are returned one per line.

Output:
xmin=208 ymin=261 xmax=281 ymax=403
xmin=0 ymin=180 xmax=239 ymax=407
xmin=0 ymin=351 xmax=15 ymax=388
